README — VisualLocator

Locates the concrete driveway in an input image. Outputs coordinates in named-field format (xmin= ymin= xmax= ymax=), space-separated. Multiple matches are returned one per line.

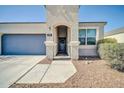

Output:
xmin=0 ymin=56 xmax=46 ymax=88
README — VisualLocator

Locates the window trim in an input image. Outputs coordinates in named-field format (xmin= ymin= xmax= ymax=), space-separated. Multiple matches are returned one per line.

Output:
xmin=79 ymin=27 xmax=98 ymax=46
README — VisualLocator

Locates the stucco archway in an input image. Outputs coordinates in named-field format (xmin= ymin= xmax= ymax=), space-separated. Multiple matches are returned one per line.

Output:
xmin=53 ymin=25 xmax=71 ymax=57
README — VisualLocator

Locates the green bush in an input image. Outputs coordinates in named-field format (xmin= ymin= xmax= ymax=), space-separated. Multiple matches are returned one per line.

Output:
xmin=97 ymin=38 xmax=117 ymax=59
xmin=98 ymin=43 xmax=124 ymax=71
xmin=98 ymin=43 xmax=118 ymax=59
xmin=97 ymin=38 xmax=117 ymax=45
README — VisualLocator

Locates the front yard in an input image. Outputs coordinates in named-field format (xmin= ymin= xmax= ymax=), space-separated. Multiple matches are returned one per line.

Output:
xmin=11 ymin=59 xmax=124 ymax=88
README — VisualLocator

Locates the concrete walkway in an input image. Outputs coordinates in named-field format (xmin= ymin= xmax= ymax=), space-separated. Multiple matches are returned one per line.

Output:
xmin=41 ymin=60 xmax=77 ymax=83
xmin=0 ymin=56 xmax=46 ymax=88
xmin=17 ymin=60 xmax=77 ymax=84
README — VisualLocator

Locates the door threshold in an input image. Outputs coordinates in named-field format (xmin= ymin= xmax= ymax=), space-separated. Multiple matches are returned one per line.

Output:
xmin=54 ymin=55 xmax=71 ymax=60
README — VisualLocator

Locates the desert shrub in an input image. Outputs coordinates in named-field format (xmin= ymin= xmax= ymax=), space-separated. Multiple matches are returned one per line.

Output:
xmin=97 ymin=38 xmax=117 ymax=59
xmin=98 ymin=43 xmax=118 ymax=59
xmin=97 ymin=38 xmax=117 ymax=52
xmin=97 ymin=38 xmax=117 ymax=45
xmin=98 ymin=43 xmax=124 ymax=71
xmin=109 ymin=44 xmax=124 ymax=71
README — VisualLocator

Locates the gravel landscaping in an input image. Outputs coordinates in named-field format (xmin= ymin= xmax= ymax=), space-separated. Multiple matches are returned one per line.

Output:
xmin=10 ymin=60 xmax=124 ymax=88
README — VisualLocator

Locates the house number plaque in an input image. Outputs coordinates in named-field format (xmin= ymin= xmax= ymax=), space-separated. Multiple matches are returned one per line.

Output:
xmin=47 ymin=33 xmax=52 ymax=37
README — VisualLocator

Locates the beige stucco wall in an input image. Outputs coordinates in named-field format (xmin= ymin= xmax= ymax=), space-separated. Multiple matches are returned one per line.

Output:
xmin=45 ymin=5 xmax=80 ymax=60
xmin=46 ymin=5 xmax=79 ymax=41
xmin=0 ymin=23 xmax=47 ymax=34
xmin=105 ymin=33 xmax=124 ymax=43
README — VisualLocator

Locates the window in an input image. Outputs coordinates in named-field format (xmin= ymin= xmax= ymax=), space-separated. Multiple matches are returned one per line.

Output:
xmin=79 ymin=29 xmax=86 ymax=45
xmin=87 ymin=29 xmax=96 ymax=45
xmin=79 ymin=29 xmax=96 ymax=45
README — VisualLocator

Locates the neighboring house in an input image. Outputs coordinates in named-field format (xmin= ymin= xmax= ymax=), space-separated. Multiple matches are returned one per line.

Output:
xmin=0 ymin=5 xmax=106 ymax=60
xmin=104 ymin=27 xmax=124 ymax=43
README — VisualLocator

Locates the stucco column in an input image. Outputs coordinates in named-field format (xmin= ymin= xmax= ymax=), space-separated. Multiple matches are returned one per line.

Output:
xmin=45 ymin=24 xmax=55 ymax=59
xmin=70 ymin=24 xmax=80 ymax=60
xmin=70 ymin=41 xmax=80 ymax=60
xmin=45 ymin=41 xmax=54 ymax=59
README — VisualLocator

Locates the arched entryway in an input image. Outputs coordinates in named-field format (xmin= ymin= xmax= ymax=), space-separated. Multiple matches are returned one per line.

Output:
xmin=54 ymin=25 xmax=71 ymax=56
xmin=56 ymin=25 xmax=68 ymax=55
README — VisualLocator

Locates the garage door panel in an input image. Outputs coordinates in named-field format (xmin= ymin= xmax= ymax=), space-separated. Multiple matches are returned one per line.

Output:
xmin=2 ymin=34 xmax=46 ymax=55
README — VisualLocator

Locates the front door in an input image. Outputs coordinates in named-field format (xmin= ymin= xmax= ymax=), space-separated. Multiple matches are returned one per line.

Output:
xmin=58 ymin=38 xmax=66 ymax=54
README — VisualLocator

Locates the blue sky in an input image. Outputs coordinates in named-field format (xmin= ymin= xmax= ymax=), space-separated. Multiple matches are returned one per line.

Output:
xmin=0 ymin=5 xmax=124 ymax=32
xmin=79 ymin=5 xmax=124 ymax=32
xmin=0 ymin=5 xmax=46 ymax=22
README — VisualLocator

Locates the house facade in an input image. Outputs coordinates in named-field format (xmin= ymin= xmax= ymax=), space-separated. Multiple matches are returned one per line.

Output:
xmin=105 ymin=27 xmax=124 ymax=43
xmin=0 ymin=5 xmax=106 ymax=60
